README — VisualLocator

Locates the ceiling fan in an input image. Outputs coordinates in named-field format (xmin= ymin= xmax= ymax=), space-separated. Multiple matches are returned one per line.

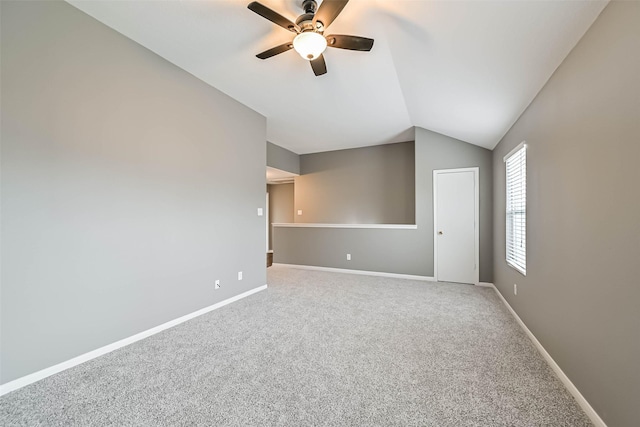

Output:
xmin=248 ymin=0 xmax=374 ymax=76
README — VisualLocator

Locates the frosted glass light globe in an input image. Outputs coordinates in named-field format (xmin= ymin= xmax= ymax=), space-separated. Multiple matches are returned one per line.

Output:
xmin=293 ymin=32 xmax=327 ymax=61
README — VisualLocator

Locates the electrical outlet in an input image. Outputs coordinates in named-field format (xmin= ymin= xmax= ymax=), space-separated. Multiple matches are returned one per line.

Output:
xmin=514 ymin=284 xmax=517 ymax=295
xmin=215 ymin=280 xmax=220 ymax=290
xmin=238 ymin=271 xmax=243 ymax=281
xmin=346 ymin=253 xmax=351 ymax=261
xmin=297 ymin=209 xmax=303 ymax=216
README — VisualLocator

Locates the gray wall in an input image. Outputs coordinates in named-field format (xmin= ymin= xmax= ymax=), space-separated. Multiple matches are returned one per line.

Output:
xmin=492 ymin=2 xmax=640 ymax=426
xmin=1 ymin=0 xmax=266 ymax=384
xmin=267 ymin=141 xmax=300 ymax=175
xmin=267 ymin=183 xmax=294 ymax=250
xmin=295 ymin=142 xmax=415 ymax=224
xmin=275 ymin=129 xmax=493 ymax=282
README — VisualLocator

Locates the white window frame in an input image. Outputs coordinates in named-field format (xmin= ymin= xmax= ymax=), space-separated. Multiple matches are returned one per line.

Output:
xmin=504 ymin=141 xmax=527 ymax=276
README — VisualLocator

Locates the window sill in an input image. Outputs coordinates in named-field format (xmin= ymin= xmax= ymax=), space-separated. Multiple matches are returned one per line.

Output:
xmin=506 ymin=260 xmax=527 ymax=276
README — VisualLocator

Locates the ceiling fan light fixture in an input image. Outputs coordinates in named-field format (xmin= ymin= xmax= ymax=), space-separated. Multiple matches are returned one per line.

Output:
xmin=293 ymin=31 xmax=327 ymax=61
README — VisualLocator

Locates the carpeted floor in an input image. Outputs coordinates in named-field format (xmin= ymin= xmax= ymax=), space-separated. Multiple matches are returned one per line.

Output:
xmin=1 ymin=265 xmax=591 ymax=426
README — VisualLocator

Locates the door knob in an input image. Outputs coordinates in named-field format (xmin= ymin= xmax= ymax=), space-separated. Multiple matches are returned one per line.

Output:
xmin=438 ymin=231 xmax=443 ymax=235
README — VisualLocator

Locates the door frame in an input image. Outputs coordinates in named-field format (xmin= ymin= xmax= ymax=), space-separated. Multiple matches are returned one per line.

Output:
xmin=433 ymin=167 xmax=480 ymax=285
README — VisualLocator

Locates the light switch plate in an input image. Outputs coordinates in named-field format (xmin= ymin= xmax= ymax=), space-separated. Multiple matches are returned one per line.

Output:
xmin=257 ymin=208 xmax=263 ymax=216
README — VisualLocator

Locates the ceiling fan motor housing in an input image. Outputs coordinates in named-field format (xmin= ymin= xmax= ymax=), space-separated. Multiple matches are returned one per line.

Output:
xmin=295 ymin=13 xmax=315 ymax=30
xmin=297 ymin=0 xmax=324 ymax=32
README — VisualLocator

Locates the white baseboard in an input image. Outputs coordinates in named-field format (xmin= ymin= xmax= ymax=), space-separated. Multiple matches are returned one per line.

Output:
xmin=489 ymin=284 xmax=607 ymax=427
xmin=0 ymin=284 xmax=268 ymax=397
xmin=273 ymin=263 xmax=435 ymax=282
xmin=476 ymin=282 xmax=494 ymax=287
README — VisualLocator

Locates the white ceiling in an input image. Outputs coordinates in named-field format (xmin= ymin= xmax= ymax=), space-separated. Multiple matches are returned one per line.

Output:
xmin=67 ymin=0 xmax=607 ymax=154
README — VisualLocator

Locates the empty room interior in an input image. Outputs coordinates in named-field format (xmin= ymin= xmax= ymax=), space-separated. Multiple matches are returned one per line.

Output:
xmin=1 ymin=0 xmax=638 ymax=426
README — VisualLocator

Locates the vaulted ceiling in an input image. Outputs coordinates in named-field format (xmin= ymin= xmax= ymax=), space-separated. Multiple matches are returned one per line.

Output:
xmin=67 ymin=0 xmax=607 ymax=154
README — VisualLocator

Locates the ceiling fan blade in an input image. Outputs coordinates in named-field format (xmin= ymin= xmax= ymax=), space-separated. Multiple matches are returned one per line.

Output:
xmin=326 ymin=34 xmax=374 ymax=51
xmin=310 ymin=55 xmax=327 ymax=76
xmin=248 ymin=2 xmax=300 ymax=33
xmin=313 ymin=0 xmax=349 ymax=30
xmin=256 ymin=42 xmax=294 ymax=59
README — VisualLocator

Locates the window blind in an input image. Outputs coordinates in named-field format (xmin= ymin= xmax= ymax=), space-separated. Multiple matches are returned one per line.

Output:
xmin=505 ymin=144 xmax=526 ymax=275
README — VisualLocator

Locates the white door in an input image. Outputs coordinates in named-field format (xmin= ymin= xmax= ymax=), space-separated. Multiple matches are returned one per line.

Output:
xmin=434 ymin=168 xmax=479 ymax=285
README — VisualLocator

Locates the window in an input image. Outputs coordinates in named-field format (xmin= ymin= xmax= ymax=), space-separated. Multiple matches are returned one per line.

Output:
xmin=504 ymin=142 xmax=526 ymax=275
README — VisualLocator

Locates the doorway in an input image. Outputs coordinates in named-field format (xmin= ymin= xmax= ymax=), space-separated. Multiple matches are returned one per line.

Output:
xmin=433 ymin=167 xmax=479 ymax=285
xmin=266 ymin=166 xmax=298 ymax=260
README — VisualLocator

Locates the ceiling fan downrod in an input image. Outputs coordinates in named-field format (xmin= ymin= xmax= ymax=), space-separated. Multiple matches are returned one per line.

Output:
xmin=302 ymin=0 xmax=317 ymax=15
xmin=297 ymin=0 xmax=323 ymax=32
